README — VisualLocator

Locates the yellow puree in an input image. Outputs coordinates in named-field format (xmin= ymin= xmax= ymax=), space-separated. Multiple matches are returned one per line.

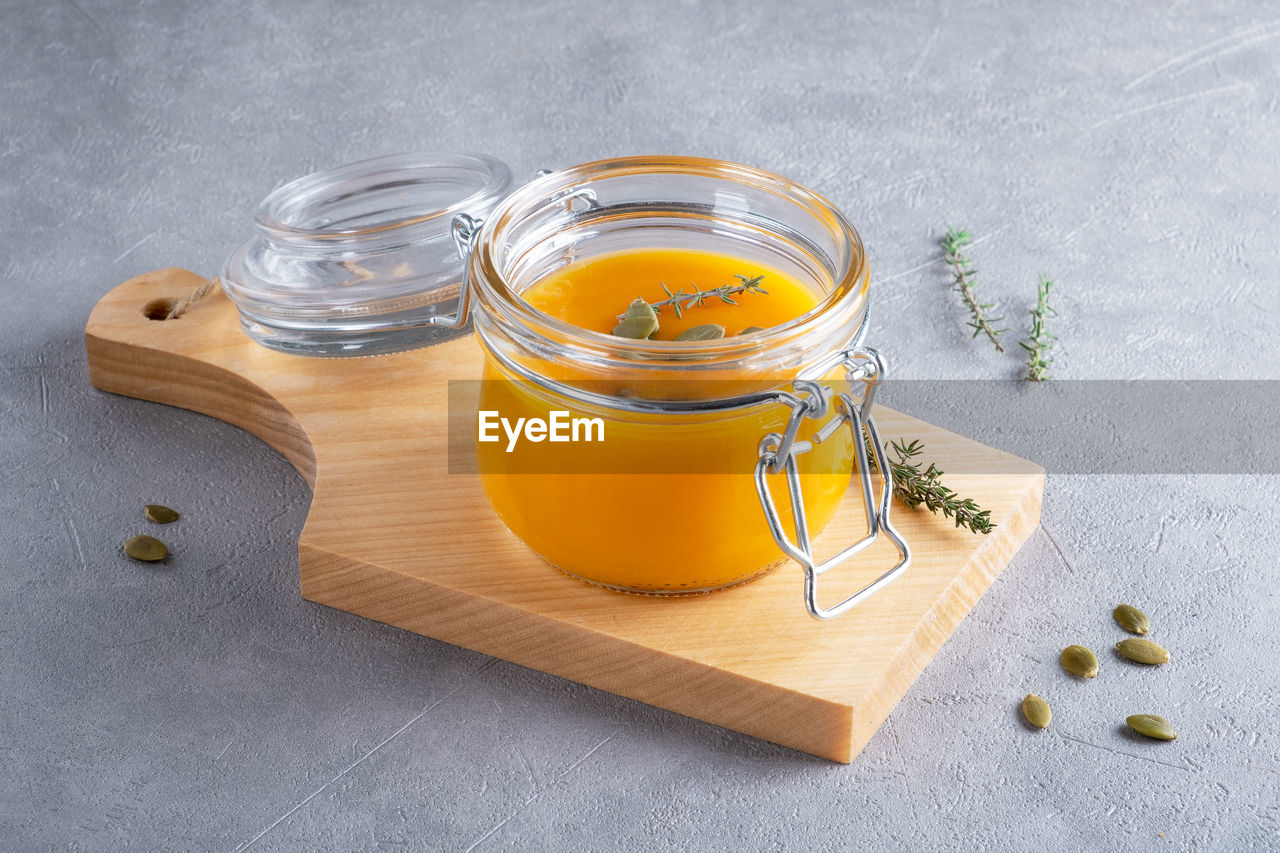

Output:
xmin=521 ymin=248 xmax=819 ymax=339
xmin=477 ymin=248 xmax=853 ymax=593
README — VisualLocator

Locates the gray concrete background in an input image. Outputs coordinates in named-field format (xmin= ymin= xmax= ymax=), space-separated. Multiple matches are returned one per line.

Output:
xmin=3 ymin=0 xmax=1279 ymax=849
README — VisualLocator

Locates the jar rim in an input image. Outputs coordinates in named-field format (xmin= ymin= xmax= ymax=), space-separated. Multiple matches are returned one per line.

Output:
xmin=254 ymin=151 xmax=511 ymax=246
xmin=470 ymin=155 xmax=868 ymax=373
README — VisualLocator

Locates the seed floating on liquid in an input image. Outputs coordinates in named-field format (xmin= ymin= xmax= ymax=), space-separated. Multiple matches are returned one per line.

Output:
xmin=674 ymin=323 xmax=726 ymax=341
xmin=611 ymin=298 xmax=659 ymax=339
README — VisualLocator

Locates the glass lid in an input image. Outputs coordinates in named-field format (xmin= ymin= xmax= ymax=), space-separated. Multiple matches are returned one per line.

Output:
xmin=221 ymin=151 xmax=511 ymax=357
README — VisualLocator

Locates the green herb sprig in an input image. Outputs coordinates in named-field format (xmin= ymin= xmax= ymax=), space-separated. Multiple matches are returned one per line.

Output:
xmin=870 ymin=437 xmax=995 ymax=534
xmin=941 ymin=227 xmax=1007 ymax=353
xmin=1021 ymin=275 xmax=1056 ymax=381
xmin=615 ymin=274 xmax=768 ymax=322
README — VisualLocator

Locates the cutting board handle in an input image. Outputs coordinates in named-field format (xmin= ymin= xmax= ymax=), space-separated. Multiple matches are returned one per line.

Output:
xmin=85 ymin=267 xmax=318 ymax=485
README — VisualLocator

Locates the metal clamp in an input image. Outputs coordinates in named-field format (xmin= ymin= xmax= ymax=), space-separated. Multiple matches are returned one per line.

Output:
xmin=754 ymin=347 xmax=910 ymax=620
xmin=435 ymin=172 xmax=598 ymax=331
xmin=428 ymin=212 xmax=483 ymax=330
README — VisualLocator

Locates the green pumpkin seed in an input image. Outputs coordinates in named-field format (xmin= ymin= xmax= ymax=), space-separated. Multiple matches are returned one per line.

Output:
xmin=738 ymin=326 xmax=764 ymax=335
xmin=1116 ymin=638 xmax=1170 ymax=665
xmin=612 ymin=316 xmax=658 ymax=339
xmin=612 ymin=298 xmax=659 ymax=339
xmin=1113 ymin=603 xmax=1150 ymax=635
xmin=621 ymin=297 xmax=652 ymax=318
xmin=124 ymin=534 xmax=168 ymax=562
xmin=1126 ymin=714 xmax=1177 ymax=740
xmin=144 ymin=504 xmax=180 ymax=524
xmin=1021 ymin=693 xmax=1052 ymax=729
xmin=1060 ymin=644 xmax=1099 ymax=678
xmin=674 ymin=323 xmax=726 ymax=342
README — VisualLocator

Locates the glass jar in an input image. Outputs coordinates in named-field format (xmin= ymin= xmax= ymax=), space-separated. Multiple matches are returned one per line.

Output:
xmin=457 ymin=156 xmax=910 ymax=618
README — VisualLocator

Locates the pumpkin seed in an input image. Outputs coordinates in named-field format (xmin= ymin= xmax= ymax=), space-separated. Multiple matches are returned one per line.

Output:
xmin=612 ymin=316 xmax=658 ymax=339
xmin=739 ymin=326 xmax=764 ymax=335
xmin=621 ymin=297 xmax=652 ymax=318
xmin=1060 ymin=644 xmax=1099 ymax=678
xmin=144 ymin=504 xmax=179 ymax=524
xmin=1116 ymin=638 xmax=1170 ymax=665
xmin=612 ymin=299 xmax=659 ymax=339
xmin=1021 ymin=693 xmax=1052 ymax=729
xmin=1126 ymin=714 xmax=1177 ymax=740
xmin=674 ymin=323 xmax=726 ymax=342
xmin=1113 ymin=603 xmax=1150 ymax=635
xmin=124 ymin=534 xmax=168 ymax=562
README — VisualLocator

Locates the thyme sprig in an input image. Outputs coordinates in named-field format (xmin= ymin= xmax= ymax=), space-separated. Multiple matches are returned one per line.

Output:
xmin=616 ymin=274 xmax=768 ymax=321
xmin=869 ymin=437 xmax=995 ymax=534
xmin=1021 ymin=275 xmax=1056 ymax=381
xmin=942 ymin=227 xmax=1007 ymax=353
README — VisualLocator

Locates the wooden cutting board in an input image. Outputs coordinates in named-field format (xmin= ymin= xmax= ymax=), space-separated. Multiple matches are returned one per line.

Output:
xmin=85 ymin=268 xmax=1045 ymax=763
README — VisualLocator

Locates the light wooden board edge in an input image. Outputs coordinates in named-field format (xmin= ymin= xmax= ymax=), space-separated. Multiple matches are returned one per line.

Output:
xmin=299 ymin=541 xmax=857 ymax=760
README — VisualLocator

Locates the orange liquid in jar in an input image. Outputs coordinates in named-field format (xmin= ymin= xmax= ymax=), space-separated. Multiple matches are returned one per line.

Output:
xmin=521 ymin=248 xmax=819 ymax=339
xmin=477 ymin=248 xmax=854 ymax=593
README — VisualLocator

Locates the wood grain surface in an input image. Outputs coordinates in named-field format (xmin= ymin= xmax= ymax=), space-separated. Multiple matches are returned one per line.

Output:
xmin=85 ymin=268 xmax=1044 ymax=762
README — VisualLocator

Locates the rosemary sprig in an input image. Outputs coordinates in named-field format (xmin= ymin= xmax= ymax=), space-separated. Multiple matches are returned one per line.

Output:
xmin=616 ymin=274 xmax=768 ymax=321
xmin=1021 ymin=275 xmax=1056 ymax=381
xmin=941 ymin=227 xmax=1006 ymax=353
xmin=869 ymin=437 xmax=995 ymax=534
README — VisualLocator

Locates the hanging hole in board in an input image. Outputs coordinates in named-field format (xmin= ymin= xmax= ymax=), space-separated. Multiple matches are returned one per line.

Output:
xmin=142 ymin=298 xmax=177 ymax=320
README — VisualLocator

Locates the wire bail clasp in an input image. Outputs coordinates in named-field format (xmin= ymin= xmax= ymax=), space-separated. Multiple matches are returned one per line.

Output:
xmin=436 ymin=172 xmax=598 ymax=331
xmin=425 ymin=212 xmax=484 ymax=330
xmin=754 ymin=346 xmax=911 ymax=620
